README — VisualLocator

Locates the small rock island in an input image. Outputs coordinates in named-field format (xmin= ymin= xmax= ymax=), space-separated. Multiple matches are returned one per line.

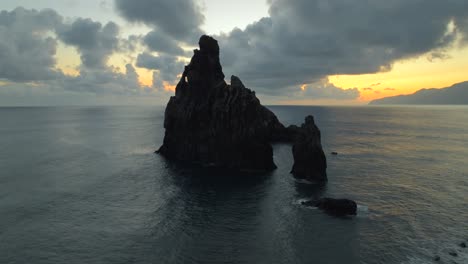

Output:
xmin=157 ymin=35 xmax=327 ymax=182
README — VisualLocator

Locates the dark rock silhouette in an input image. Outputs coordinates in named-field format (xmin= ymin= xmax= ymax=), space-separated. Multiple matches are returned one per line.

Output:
xmin=290 ymin=116 xmax=327 ymax=182
xmin=158 ymin=35 xmax=326 ymax=177
xmin=302 ymin=198 xmax=357 ymax=216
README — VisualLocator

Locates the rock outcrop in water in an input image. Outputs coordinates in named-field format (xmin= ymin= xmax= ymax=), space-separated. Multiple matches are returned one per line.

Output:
xmin=158 ymin=35 xmax=326 ymax=179
xmin=289 ymin=116 xmax=327 ymax=181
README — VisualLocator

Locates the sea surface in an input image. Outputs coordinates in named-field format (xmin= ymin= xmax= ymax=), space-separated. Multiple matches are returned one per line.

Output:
xmin=0 ymin=105 xmax=467 ymax=264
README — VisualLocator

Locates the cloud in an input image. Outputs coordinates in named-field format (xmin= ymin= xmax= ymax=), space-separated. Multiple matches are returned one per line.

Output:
xmin=4 ymin=1 xmax=468 ymax=104
xmin=427 ymin=51 xmax=451 ymax=62
xmin=57 ymin=18 xmax=120 ymax=69
xmin=0 ymin=62 xmax=171 ymax=104
xmin=113 ymin=0 xmax=202 ymax=89
xmin=0 ymin=7 xmax=172 ymax=104
xmin=454 ymin=16 xmax=468 ymax=44
xmin=136 ymin=52 xmax=184 ymax=85
xmin=362 ymin=88 xmax=373 ymax=91
xmin=384 ymin=88 xmax=395 ymax=91
xmin=298 ymin=79 xmax=360 ymax=100
xmin=60 ymin=64 xmax=142 ymax=95
xmin=114 ymin=0 xmax=205 ymax=43
xmin=215 ymin=0 xmax=468 ymax=98
xmin=143 ymin=29 xmax=186 ymax=56
xmin=0 ymin=8 xmax=63 ymax=82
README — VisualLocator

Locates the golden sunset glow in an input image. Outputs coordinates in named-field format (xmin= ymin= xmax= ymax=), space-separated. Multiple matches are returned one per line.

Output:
xmin=55 ymin=42 xmax=80 ymax=77
xmin=135 ymin=68 xmax=154 ymax=87
xmin=163 ymin=82 xmax=176 ymax=92
xmin=329 ymin=46 xmax=468 ymax=102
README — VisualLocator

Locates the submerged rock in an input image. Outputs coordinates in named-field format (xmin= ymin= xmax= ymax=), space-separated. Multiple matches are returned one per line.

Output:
xmin=158 ymin=35 xmax=326 ymax=176
xmin=302 ymin=198 xmax=357 ymax=216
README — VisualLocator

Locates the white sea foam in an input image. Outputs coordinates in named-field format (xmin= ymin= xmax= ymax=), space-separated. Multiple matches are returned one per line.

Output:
xmin=356 ymin=204 xmax=369 ymax=218
xmin=293 ymin=178 xmax=315 ymax=184
xmin=293 ymin=198 xmax=311 ymax=205
xmin=293 ymin=199 xmax=318 ymax=209
xmin=294 ymin=198 xmax=310 ymax=205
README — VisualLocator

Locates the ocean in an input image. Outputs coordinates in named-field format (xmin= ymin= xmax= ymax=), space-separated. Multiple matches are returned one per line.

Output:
xmin=0 ymin=105 xmax=467 ymax=264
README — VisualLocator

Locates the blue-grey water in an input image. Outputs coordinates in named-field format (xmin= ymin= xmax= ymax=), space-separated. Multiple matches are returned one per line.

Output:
xmin=0 ymin=106 xmax=467 ymax=264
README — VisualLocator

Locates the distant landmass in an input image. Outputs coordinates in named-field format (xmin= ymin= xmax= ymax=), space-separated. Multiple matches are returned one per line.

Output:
xmin=369 ymin=81 xmax=468 ymax=105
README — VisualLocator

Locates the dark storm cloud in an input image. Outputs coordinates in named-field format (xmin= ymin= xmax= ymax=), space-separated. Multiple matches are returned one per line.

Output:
xmin=216 ymin=0 xmax=468 ymax=98
xmin=57 ymin=18 xmax=120 ymax=69
xmin=114 ymin=0 xmax=205 ymax=43
xmin=0 ymin=8 xmax=62 ymax=82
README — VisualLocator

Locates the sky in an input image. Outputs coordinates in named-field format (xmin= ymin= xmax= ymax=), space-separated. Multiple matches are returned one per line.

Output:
xmin=0 ymin=0 xmax=467 ymax=106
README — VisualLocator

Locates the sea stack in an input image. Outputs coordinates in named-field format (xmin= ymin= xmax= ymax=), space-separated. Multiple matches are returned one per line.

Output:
xmin=290 ymin=116 xmax=327 ymax=182
xmin=158 ymin=35 xmax=327 ymax=178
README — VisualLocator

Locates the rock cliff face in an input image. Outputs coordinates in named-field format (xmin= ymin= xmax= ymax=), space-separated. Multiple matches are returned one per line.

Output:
xmin=158 ymin=35 xmax=327 ymax=179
